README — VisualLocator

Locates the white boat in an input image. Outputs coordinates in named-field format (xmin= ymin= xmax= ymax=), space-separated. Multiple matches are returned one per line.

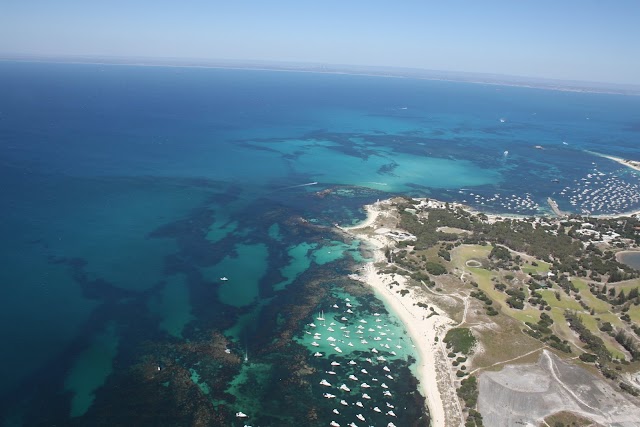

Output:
xmin=348 ymin=423 xmax=357 ymax=427
xmin=335 ymin=347 xmax=342 ymax=353
xmin=348 ymin=374 xmax=358 ymax=381
xmin=317 ymin=311 xmax=325 ymax=321
xmin=346 ymin=309 xmax=353 ymax=314
xmin=377 ymin=356 xmax=386 ymax=361
xmin=361 ymin=383 xmax=370 ymax=388
xmin=381 ymin=383 xmax=388 ymax=389
xmin=320 ymin=379 xmax=332 ymax=387
xmin=386 ymin=374 xmax=393 ymax=380
xmin=332 ymin=409 xmax=340 ymax=415
xmin=330 ymin=421 xmax=340 ymax=427
xmin=383 ymin=390 xmax=392 ymax=397
xmin=340 ymin=399 xmax=349 ymax=406
xmin=236 ymin=412 xmax=248 ymax=418
xmin=387 ymin=410 xmax=396 ymax=417
xmin=327 ymin=371 xmax=336 ymax=375
xmin=347 ymin=342 xmax=354 ymax=347
xmin=362 ymin=393 xmax=371 ymax=399
xmin=220 ymin=277 xmax=229 ymax=281
xmin=387 ymin=423 xmax=397 ymax=427
xmin=332 ymin=304 xmax=339 ymax=308
xmin=373 ymin=407 xmax=382 ymax=413
xmin=309 ymin=323 xmax=316 ymax=328
xmin=360 ymin=369 xmax=368 ymax=374
xmin=386 ymin=402 xmax=394 ymax=408
xmin=383 ymin=366 xmax=390 ymax=372
xmin=323 ymin=393 xmax=336 ymax=398
xmin=356 ymin=414 xmax=365 ymax=421
xmin=373 ymin=313 xmax=380 ymax=316
xmin=359 ymin=319 xmax=367 ymax=323
xmin=346 ymin=303 xmax=353 ymax=308
xmin=331 ymin=361 xmax=340 ymax=366
xmin=339 ymin=384 xmax=351 ymax=392
xmin=355 ymin=401 xmax=363 ymax=407
xmin=341 ymin=317 xmax=348 ymax=321
xmin=328 ymin=327 xmax=335 ymax=332
xmin=312 ymin=342 xmax=319 ymax=347
xmin=371 ymin=348 xmax=378 ymax=353
xmin=327 ymin=337 xmax=336 ymax=342
xmin=314 ymin=352 xmax=323 ymax=357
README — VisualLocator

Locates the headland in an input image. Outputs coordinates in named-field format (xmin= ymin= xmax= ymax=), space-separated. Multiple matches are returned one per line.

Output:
xmin=342 ymin=196 xmax=640 ymax=426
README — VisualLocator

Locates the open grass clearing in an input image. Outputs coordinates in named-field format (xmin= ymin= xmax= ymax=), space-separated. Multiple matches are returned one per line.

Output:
xmin=521 ymin=260 xmax=551 ymax=275
xmin=572 ymin=278 xmax=612 ymax=313
xmin=540 ymin=289 xmax=583 ymax=311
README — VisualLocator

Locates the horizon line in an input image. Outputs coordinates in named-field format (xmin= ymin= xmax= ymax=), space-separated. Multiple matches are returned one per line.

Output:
xmin=1 ymin=53 xmax=639 ymax=96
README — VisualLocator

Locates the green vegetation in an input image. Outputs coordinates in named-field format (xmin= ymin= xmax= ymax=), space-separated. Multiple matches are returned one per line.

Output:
xmin=524 ymin=312 xmax=572 ymax=353
xmin=425 ymin=261 xmax=447 ymax=275
xmin=385 ymin=199 xmax=640 ymax=393
xmin=444 ymin=328 xmax=476 ymax=355
xmin=457 ymin=376 xmax=484 ymax=427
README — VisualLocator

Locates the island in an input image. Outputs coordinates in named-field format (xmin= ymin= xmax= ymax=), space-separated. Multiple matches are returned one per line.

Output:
xmin=342 ymin=197 xmax=640 ymax=426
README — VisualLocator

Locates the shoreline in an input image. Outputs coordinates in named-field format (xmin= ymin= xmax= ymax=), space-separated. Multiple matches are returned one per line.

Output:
xmin=588 ymin=150 xmax=640 ymax=173
xmin=342 ymin=201 xmax=454 ymax=427
xmin=340 ymin=193 xmax=640 ymax=425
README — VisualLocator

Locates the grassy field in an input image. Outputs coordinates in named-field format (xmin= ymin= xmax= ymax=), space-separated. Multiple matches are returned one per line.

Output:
xmin=452 ymin=244 xmax=629 ymax=360
xmin=521 ymin=260 xmax=551 ymax=275
xmin=540 ymin=289 xmax=583 ymax=311
xmin=572 ymin=278 xmax=612 ymax=314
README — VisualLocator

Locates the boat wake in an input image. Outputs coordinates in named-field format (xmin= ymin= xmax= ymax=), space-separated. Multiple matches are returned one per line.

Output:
xmin=276 ymin=181 xmax=319 ymax=191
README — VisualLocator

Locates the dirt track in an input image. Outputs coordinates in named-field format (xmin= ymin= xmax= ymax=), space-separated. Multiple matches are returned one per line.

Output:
xmin=478 ymin=350 xmax=640 ymax=426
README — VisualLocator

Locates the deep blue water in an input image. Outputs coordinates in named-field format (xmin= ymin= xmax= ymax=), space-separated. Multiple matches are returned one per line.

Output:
xmin=1 ymin=61 xmax=639 ymax=426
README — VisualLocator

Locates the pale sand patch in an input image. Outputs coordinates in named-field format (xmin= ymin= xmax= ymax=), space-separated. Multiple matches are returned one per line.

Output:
xmin=591 ymin=151 xmax=640 ymax=173
xmin=357 ymin=262 xmax=454 ymax=427
xmin=343 ymin=209 xmax=457 ymax=427
xmin=341 ymin=202 xmax=382 ymax=231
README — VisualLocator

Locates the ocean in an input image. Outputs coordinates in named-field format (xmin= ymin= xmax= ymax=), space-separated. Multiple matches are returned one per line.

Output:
xmin=0 ymin=61 xmax=639 ymax=426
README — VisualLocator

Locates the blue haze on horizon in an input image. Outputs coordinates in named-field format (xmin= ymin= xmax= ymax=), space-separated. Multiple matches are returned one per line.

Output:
xmin=1 ymin=0 xmax=640 ymax=85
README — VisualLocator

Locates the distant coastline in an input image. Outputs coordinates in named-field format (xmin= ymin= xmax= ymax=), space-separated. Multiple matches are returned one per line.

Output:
xmin=2 ymin=54 xmax=640 ymax=96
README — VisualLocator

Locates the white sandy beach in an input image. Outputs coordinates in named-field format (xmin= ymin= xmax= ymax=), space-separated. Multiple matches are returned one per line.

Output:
xmin=342 ymin=202 xmax=455 ymax=427
xmin=587 ymin=150 xmax=640 ymax=173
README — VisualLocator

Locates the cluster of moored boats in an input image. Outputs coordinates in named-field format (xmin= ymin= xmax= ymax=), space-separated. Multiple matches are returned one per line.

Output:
xmin=234 ymin=297 xmax=407 ymax=426
xmin=307 ymin=298 xmax=403 ymax=427
xmin=559 ymin=167 xmax=640 ymax=214
xmin=459 ymin=190 xmax=540 ymax=214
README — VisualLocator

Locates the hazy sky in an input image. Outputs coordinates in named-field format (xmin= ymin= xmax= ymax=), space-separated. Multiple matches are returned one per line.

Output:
xmin=2 ymin=0 xmax=639 ymax=85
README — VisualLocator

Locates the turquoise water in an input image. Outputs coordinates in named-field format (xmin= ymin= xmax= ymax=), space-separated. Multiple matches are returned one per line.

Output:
xmin=1 ymin=61 xmax=639 ymax=425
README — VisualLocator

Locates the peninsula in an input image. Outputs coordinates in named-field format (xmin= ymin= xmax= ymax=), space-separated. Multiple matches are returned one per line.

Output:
xmin=343 ymin=197 xmax=640 ymax=426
